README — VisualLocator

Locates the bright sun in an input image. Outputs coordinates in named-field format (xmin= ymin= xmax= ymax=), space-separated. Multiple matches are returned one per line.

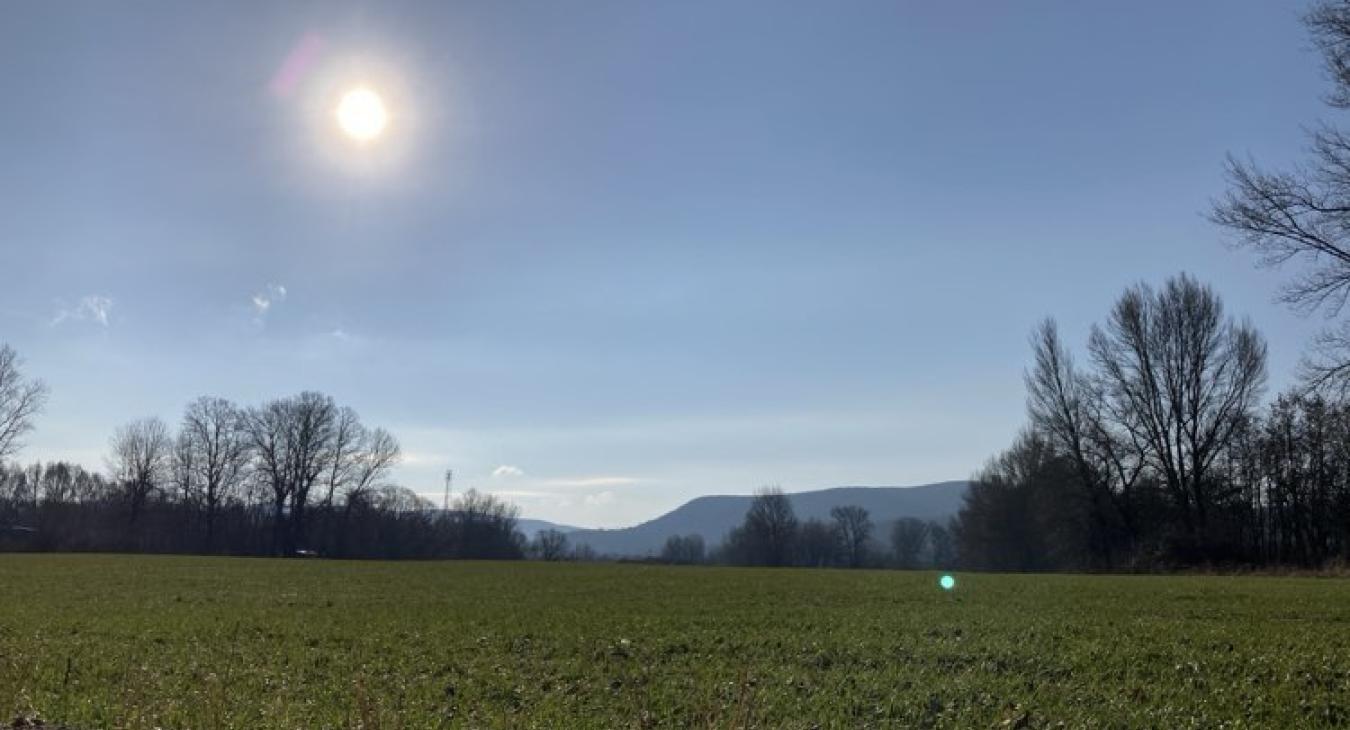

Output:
xmin=335 ymin=87 xmax=388 ymax=142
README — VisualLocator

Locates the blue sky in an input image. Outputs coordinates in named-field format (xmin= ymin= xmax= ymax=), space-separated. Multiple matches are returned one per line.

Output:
xmin=0 ymin=1 xmax=1334 ymax=527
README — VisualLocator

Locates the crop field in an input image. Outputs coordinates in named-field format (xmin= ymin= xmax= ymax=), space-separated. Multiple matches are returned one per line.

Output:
xmin=1 ymin=555 xmax=1348 ymax=728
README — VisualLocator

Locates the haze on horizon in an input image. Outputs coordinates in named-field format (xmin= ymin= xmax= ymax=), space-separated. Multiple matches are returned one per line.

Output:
xmin=0 ymin=1 xmax=1330 ymax=528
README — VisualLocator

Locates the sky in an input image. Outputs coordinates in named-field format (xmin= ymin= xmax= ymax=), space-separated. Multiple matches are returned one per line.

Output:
xmin=0 ymin=1 xmax=1337 ymax=528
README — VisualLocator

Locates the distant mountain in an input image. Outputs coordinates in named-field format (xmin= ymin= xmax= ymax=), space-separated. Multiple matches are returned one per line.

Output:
xmin=516 ymin=518 xmax=584 ymax=540
xmin=568 ymin=481 xmax=968 ymax=558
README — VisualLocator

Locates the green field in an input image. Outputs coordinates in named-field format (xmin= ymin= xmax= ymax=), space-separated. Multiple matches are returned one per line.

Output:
xmin=1 ymin=555 xmax=1347 ymax=728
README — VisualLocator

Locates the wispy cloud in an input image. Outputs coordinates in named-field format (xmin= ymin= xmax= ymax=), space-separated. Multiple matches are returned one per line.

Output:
xmin=583 ymin=490 xmax=617 ymax=506
xmin=492 ymin=464 xmax=525 ymax=478
xmin=51 ymin=295 xmax=114 ymax=327
xmin=538 ymin=476 xmax=640 ymax=489
xmin=483 ymin=489 xmax=550 ymax=499
xmin=251 ymin=283 xmax=287 ymax=325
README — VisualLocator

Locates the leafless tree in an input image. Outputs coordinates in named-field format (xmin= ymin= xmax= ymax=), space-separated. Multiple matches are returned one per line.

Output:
xmin=320 ymin=406 xmax=364 ymax=510
xmin=534 ymin=529 xmax=569 ymax=561
xmin=926 ymin=520 xmax=955 ymax=568
xmin=283 ymin=393 xmax=338 ymax=545
xmin=660 ymin=533 xmax=705 ymax=564
xmin=742 ymin=486 xmax=798 ymax=567
xmin=0 ymin=468 xmax=35 ymax=522
xmin=1088 ymin=274 xmax=1267 ymax=555
xmin=1211 ymin=2 xmax=1350 ymax=393
xmin=956 ymin=429 xmax=1089 ymax=570
xmin=0 ymin=386 xmax=525 ymax=560
xmin=452 ymin=488 xmax=523 ymax=559
xmin=571 ymin=543 xmax=598 ymax=562
xmin=373 ymin=485 xmax=432 ymax=512
xmin=242 ymin=400 xmax=290 ymax=554
xmin=795 ymin=518 xmax=838 ymax=567
xmin=108 ymin=417 xmax=173 ymax=527
xmin=830 ymin=505 xmax=872 ymax=568
xmin=891 ymin=517 xmax=929 ymax=569
xmin=1310 ymin=1 xmax=1350 ymax=110
xmin=178 ymin=396 xmax=250 ymax=551
xmin=0 ymin=344 xmax=49 ymax=463
xmin=1027 ymin=319 xmax=1147 ymax=564
xmin=347 ymin=428 xmax=401 ymax=507
xmin=39 ymin=462 xmax=75 ymax=506
xmin=243 ymin=392 xmax=338 ymax=555
xmin=324 ymin=425 xmax=401 ymax=556
xmin=172 ymin=432 xmax=197 ymax=505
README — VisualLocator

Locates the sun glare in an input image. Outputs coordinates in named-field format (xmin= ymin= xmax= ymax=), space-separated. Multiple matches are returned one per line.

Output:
xmin=336 ymin=87 xmax=388 ymax=142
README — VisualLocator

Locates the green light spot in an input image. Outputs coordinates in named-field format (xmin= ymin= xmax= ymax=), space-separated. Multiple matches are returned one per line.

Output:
xmin=939 ymin=574 xmax=956 ymax=591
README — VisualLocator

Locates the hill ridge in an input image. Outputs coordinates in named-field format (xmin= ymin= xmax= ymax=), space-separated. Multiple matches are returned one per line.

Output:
xmin=566 ymin=481 xmax=968 ymax=557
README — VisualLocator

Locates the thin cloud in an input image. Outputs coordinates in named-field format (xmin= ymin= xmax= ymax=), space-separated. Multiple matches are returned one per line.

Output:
xmin=51 ymin=295 xmax=114 ymax=327
xmin=583 ymin=490 xmax=617 ymax=506
xmin=492 ymin=465 xmax=525 ymax=478
xmin=250 ymin=283 xmax=287 ymax=325
xmin=484 ymin=489 xmax=550 ymax=499
xmin=539 ymin=476 xmax=640 ymax=489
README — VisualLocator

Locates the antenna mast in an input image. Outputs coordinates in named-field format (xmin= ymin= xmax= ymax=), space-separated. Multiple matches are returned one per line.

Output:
xmin=443 ymin=469 xmax=453 ymax=512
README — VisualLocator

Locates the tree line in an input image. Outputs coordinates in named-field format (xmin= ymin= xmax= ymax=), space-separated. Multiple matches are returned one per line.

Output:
xmin=0 ymin=369 xmax=525 ymax=559
xmin=954 ymin=2 xmax=1350 ymax=572
xmin=955 ymin=274 xmax=1350 ymax=570
xmin=6 ymin=344 xmax=962 ymax=568
xmin=645 ymin=488 xmax=955 ymax=569
xmin=4 ymin=338 xmax=961 ymax=568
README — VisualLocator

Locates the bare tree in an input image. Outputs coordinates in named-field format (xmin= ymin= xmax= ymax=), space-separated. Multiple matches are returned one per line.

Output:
xmin=742 ymin=486 xmax=798 ymax=567
xmin=795 ymin=518 xmax=838 ymax=567
xmin=0 ymin=384 xmax=533 ymax=560
xmin=0 ymin=467 xmax=35 ymax=524
xmin=320 ymin=406 xmax=364 ymax=510
xmin=243 ymin=392 xmax=338 ymax=556
xmin=346 ymin=428 xmax=401 ymax=507
xmin=452 ymin=488 xmax=523 ymax=559
xmin=660 ymin=533 xmax=706 ymax=564
xmin=891 ymin=517 xmax=929 ymax=569
xmin=956 ymin=430 xmax=1080 ymax=571
xmin=534 ymin=529 xmax=569 ymax=561
xmin=373 ymin=485 xmax=432 ymax=513
xmin=927 ymin=520 xmax=956 ymax=568
xmin=0 ymin=344 xmax=49 ymax=463
xmin=172 ymin=431 xmax=197 ymax=505
xmin=1211 ymin=2 xmax=1350 ymax=393
xmin=321 ymin=425 xmax=401 ymax=557
xmin=108 ymin=417 xmax=173 ymax=528
xmin=571 ymin=543 xmax=598 ymax=562
xmin=178 ymin=396 xmax=250 ymax=551
xmin=1088 ymin=274 xmax=1267 ymax=556
xmin=1027 ymin=319 xmax=1146 ymax=564
xmin=283 ymin=393 xmax=338 ymax=552
xmin=39 ymin=462 xmax=75 ymax=506
xmin=830 ymin=505 xmax=872 ymax=568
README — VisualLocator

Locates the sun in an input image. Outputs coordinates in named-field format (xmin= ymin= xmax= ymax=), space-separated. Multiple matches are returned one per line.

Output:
xmin=335 ymin=87 xmax=388 ymax=142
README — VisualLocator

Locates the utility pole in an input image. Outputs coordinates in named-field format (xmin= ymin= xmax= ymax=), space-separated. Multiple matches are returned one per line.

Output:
xmin=443 ymin=469 xmax=453 ymax=512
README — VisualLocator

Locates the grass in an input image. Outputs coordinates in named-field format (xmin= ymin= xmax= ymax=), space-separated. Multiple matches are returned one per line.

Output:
xmin=1 ymin=554 xmax=1348 ymax=728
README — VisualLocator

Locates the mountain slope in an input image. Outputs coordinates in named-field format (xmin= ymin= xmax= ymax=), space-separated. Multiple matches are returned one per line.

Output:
xmin=568 ymin=481 xmax=967 ymax=557
xmin=516 ymin=518 xmax=583 ymax=540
